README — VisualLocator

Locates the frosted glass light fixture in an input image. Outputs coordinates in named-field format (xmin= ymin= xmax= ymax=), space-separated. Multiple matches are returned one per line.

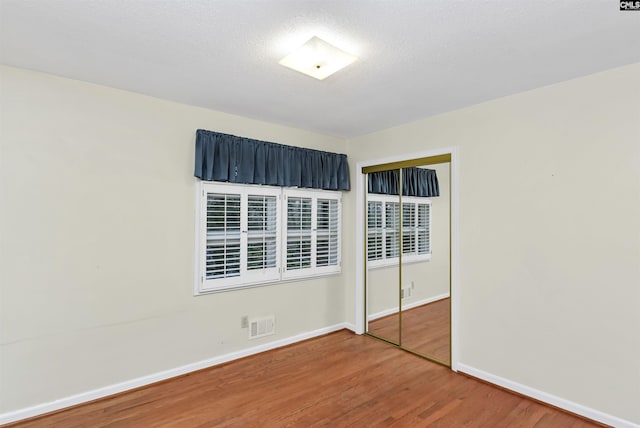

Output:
xmin=279 ymin=36 xmax=357 ymax=80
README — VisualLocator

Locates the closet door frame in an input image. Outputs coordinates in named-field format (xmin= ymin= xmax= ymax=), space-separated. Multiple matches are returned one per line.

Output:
xmin=355 ymin=147 xmax=459 ymax=371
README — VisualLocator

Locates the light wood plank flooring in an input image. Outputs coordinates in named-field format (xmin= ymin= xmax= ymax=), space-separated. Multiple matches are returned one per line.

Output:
xmin=6 ymin=330 xmax=603 ymax=427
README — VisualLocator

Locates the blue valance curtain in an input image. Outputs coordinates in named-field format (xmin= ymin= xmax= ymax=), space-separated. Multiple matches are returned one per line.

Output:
xmin=194 ymin=129 xmax=350 ymax=191
xmin=368 ymin=168 xmax=439 ymax=197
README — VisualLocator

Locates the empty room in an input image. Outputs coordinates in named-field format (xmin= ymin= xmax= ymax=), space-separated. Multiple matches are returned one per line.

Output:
xmin=1 ymin=1 xmax=639 ymax=427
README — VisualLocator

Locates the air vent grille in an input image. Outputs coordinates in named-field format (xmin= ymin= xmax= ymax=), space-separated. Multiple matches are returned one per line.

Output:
xmin=248 ymin=316 xmax=275 ymax=339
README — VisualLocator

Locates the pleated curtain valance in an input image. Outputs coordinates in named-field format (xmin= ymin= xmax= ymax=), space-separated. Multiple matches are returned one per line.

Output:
xmin=368 ymin=168 xmax=439 ymax=197
xmin=194 ymin=129 xmax=350 ymax=191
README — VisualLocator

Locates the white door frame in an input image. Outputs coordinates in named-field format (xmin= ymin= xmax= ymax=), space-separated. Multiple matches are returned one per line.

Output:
xmin=354 ymin=146 xmax=459 ymax=371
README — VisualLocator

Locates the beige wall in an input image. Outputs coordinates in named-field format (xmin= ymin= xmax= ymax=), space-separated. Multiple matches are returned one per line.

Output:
xmin=1 ymin=62 xmax=639 ymax=424
xmin=345 ymin=63 xmax=640 ymax=423
xmin=0 ymin=65 xmax=346 ymax=413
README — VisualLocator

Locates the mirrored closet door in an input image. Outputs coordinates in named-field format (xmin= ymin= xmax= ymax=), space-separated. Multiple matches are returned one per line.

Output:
xmin=365 ymin=180 xmax=400 ymax=345
xmin=364 ymin=157 xmax=451 ymax=366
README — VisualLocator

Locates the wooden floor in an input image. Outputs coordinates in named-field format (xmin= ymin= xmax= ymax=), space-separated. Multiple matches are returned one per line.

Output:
xmin=8 ymin=330 xmax=603 ymax=428
xmin=368 ymin=298 xmax=450 ymax=363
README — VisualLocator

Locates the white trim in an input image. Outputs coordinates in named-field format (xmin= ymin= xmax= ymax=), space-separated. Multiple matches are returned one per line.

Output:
xmin=193 ymin=180 xmax=203 ymax=295
xmin=194 ymin=183 xmax=342 ymax=294
xmin=367 ymin=293 xmax=449 ymax=321
xmin=450 ymin=147 xmax=459 ymax=371
xmin=343 ymin=322 xmax=357 ymax=332
xmin=458 ymin=364 xmax=639 ymax=428
xmin=355 ymin=147 xmax=459 ymax=371
xmin=367 ymin=255 xmax=431 ymax=270
xmin=0 ymin=323 xmax=350 ymax=425
xmin=354 ymin=168 xmax=365 ymax=334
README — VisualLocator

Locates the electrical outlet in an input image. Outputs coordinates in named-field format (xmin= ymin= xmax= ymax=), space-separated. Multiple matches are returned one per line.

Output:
xmin=241 ymin=315 xmax=248 ymax=328
xmin=401 ymin=285 xmax=412 ymax=299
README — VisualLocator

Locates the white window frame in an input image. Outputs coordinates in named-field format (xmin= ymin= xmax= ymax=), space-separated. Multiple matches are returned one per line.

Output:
xmin=197 ymin=182 xmax=282 ymax=293
xmin=366 ymin=194 xmax=432 ymax=269
xmin=195 ymin=182 xmax=341 ymax=294
xmin=282 ymin=188 xmax=342 ymax=280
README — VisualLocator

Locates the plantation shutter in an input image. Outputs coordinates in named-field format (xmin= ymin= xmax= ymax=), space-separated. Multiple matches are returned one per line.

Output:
xmin=283 ymin=189 xmax=342 ymax=278
xmin=247 ymin=195 xmax=278 ymax=270
xmin=286 ymin=196 xmax=312 ymax=270
xmin=201 ymin=184 xmax=281 ymax=291
xmin=316 ymin=198 xmax=340 ymax=267
xmin=367 ymin=201 xmax=384 ymax=261
xmin=365 ymin=195 xmax=432 ymax=268
xmin=205 ymin=193 xmax=241 ymax=280
xmin=385 ymin=201 xmax=400 ymax=258
xmin=402 ymin=202 xmax=417 ymax=255
xmin=417 ymin=203 xmax=431 ymax=255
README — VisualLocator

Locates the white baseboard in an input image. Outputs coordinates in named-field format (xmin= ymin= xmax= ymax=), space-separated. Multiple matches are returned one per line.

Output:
xmin=458 ymin=363 xmax=639 ymax=428
xmin=367 ymin=293 xmax=449 ymax=322
xmin=0 ymin=323 xmax=351 ymax=425
xmin=343 ymin=322 xmax=357 ymax=332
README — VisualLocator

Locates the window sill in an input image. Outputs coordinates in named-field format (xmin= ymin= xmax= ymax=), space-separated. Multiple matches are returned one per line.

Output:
xmin=366 ymin=255 xmax=431 ymax=270
xmin=194 ymin=269 xmax=342 ymax=295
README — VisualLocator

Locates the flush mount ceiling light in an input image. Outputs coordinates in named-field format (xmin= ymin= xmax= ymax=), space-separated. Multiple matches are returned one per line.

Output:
xmin=278 ymin=36 xmax=358 ymax=80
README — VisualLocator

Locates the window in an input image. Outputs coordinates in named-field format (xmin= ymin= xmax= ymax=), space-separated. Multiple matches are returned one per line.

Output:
xmin=200 ymin=184 xmax=281 ymax=291
xmin=196 ymin=182 xmax=341 ymax=293
xmin=283 ymin=189 xmax=341 ymax=280
xmin=366 ymin=194 xmax=431 ymax=268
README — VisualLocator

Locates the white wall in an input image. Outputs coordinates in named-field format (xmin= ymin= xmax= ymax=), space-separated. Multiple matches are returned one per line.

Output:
xmin=0 ymin=65 xmax=347 ymax=413
xmin=345 ymin=63 xmax=640 ymax=424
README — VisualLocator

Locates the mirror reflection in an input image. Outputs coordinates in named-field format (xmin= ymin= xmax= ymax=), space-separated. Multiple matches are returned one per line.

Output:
xmin=365 ymin=162 xmax=451 ymax=365
xmin=399 ymin=164 xmax=450 ymax=363
xmin=366 ymin=185 xmax=400 ymax=344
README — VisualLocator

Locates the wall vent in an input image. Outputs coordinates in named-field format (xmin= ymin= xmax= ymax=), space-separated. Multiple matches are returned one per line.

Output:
xmin=248 ymin=316 xmax=275 ymax=339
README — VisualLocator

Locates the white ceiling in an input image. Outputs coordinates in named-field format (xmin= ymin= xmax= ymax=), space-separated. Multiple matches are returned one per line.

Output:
xmin=1 ymin=0 xmax=638 ymax=138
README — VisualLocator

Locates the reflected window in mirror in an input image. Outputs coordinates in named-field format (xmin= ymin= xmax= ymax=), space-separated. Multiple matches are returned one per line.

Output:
xmin=366 ymin=194 xmax=431 ymax=268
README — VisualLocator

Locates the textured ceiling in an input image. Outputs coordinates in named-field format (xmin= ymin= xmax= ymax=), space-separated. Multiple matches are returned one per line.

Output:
xmin=1 ymin=0 xmax=638 ymax=138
